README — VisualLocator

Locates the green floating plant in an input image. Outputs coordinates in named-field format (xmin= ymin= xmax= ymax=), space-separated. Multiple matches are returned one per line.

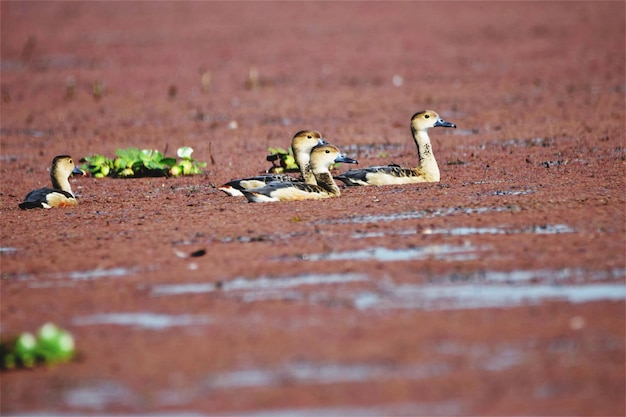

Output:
xmin=1 ymin=323 xmax=75 ymax=369
xmin=82 ymin=146 xmax=206 ymax=178
xmin=265 ymin=146 xmax=342 ymax=173
xmin=266 ymin=147 xmax=298 ymax=174
xmin=169 ymin=146 xmax=206 ymax=177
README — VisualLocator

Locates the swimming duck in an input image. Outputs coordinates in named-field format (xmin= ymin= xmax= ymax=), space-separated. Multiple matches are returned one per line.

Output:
xmin=218 ymin=130 xmax=327 ymax=196
xmin=242 ymin=144 xmax=358 ymax=203
xmin=336 ymin=110 xmax=456 ymax=186
xmin=19 ymin=155 xmax=84 ymax=209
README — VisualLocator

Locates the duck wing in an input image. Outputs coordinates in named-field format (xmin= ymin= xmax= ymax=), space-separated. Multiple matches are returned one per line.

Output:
xmin=19 ymin=188 xmax=77 ymax=209
xmin=335 ymin=164 xmax=415 ymax=186
xmin=219 ymin=174 xmax=301 ymax=196
xmin=242 ymin=181 xmax=328 ymax=203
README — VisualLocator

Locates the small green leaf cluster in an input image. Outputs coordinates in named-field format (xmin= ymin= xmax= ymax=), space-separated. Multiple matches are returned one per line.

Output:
xmin=169 ymin=146 xmax=207 ymax=177
xmin=1 ymin=323 xmax=75 ymax=369
xmin=266 ymin=147 xmax=298 ymax=174
xmin=82 ymin=147 xmax=206 ymax=178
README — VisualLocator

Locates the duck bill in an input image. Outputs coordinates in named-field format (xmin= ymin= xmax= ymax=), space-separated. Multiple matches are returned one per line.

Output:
xmin=334 ymin=155 xmax=359 ymax=164
xmin=72 ymin=167 xmax=85 ymax=176
xmin=434 ymin=118 xmax=456 ymax=128
xmin=318 ymin=138 xmax=328 ymax=146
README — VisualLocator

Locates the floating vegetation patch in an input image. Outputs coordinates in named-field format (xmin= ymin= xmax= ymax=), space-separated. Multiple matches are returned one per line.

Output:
xmin=1 ymin=323 xmax=75 ymax=369
xmin=81 ymin=146 xmax=206 ymax=178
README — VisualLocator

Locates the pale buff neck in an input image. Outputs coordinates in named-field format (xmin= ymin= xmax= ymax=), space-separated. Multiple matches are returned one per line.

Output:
xmin=51 ymin=171 xmax=74 ymax=196
xmin=294 ymin=148 xmax=317 ymax=184
xmin=412 ymin=129 xmax=440 ymax=181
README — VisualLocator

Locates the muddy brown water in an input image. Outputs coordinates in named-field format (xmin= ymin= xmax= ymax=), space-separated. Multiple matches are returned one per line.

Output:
xmin=1 ymin=2 xmax=624 ymax=416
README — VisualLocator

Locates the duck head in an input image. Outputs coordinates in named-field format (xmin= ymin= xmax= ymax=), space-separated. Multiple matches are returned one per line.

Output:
xmin=411 ymin=110 xmax=456 ymax=132
xmin=52 ymin=155 xmax=84 ymax=178
xmin=291 ymin=130 xmax=327 ymax=153
xmin=310 ymin=144 xmax=358 ymax=172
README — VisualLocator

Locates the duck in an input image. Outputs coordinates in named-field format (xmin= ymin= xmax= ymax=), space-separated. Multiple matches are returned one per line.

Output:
xmin=218 ymin=130 xmax=327 ymax=196
xmin=242 ymin=144 xmax=358 ymax=203
xmin=19 ymin=155 xmax=84 ymax=209
xmin=336 ymin=110 xmax=456 ymax=186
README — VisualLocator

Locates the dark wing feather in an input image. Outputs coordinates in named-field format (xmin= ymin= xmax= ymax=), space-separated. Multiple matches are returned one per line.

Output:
xmin=250 ymin=180 xmax=324 ymax=196
xmin=19 ymin=188 xmax=74 ymax=209
xmin=336 ymin=164 xmax=414 ymax=185
xmin=222 ymin=174 xmax=301 ymax=192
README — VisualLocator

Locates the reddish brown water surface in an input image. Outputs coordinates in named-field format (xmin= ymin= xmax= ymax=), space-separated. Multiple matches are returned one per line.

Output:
xmin=1 ymin=2 xmax=624 ymax=415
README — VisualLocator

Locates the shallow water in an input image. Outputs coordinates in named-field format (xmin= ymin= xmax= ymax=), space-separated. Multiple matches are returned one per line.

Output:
xmin=354 ymin=282 xmax=626 ymax=311
xmin=67 ymin=267 xmax=140 ymax=281
xmin=203 ymin=361 xmax=451 ymax=389
xmin=14 ymin=266 xmax=145 ymax=286
xmin=457 ymin=268 xmax=626 ymax=284
xmin=491 ymin=189 xmax=535 ymax=196
xmin=428 ymin=224 xmax=574 ymax=236
xmin=322 ymin=205 xmax=519 ymax=225
xmin=301 ymin=243 xmax=484 ymax=262
xmin=151 ymin=273 xmax=368 ymax=296
xmin=351 ymin=223 xmax=574 ymax=239
xmin=227 ymin=402 xmax=465 ymax=417
xmin=72 ymin=313 xmax=212 ymax=329
xmin=148 ymin=266 xmax=624 ymax=312
xmin=63 ymin=380 xmax=136 ymax=411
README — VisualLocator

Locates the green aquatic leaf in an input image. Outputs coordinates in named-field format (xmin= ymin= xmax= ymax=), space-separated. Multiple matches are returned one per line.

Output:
xmin=82 ymin=146 xmax=207 ymax=178
xmin=160 ymin=157 xmax=177 ymax=167
xmin=1 ymin=323 xmax=76 ymax=369
xmin=37 ymin=323 xmax=75 ymax=363
xmin=169 ymin=165 xmax=182 ymax=177
xmin=14 ymin=333 xmax=37 ymax=367
xmin=268 ymin=147 xmax=289 ymax=155
xmin=115 ymin=147 xmax=140 ymax=161
xmin=119 ymin=168 xmax=135 ymax=177
xmin=177 ymin=146 xmax=194 ymax=159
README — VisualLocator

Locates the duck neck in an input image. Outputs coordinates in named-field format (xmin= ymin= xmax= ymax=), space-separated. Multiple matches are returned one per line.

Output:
xmin=412 ymin=128 xmax=440 ymax=181
xmin=315 ymin=172 xmax=341 ymax=196
xmin=300 ymin=161 xmax=316 ymax=184
xmin=51 ymin=172 xmax=74 ymax=195
xmin=294 ymin=149 xmax=316 ymax=184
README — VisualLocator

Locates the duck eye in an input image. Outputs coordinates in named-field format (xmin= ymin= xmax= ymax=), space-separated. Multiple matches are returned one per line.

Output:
xmin=325 ymin=150 xmax=330 ymax=153
xmin=424 ymin=114 xmax=430 ymax=119
xmin=307 ymin=135 xmax=312 ymax=139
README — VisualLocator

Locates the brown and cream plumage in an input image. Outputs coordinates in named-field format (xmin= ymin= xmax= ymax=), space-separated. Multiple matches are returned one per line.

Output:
xmin=336 ymin=110 xmax=456 ymax=186
xmin=19 ymin=155 xmax=84 ymax=209
xmin=219 ymin=130 xmax=327 ymax=196
xmin=242 ymin=144 xmax=358 ymax=203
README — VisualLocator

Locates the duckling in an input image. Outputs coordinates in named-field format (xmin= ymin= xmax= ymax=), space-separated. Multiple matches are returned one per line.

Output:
xmin=336 ymin=110 xmax=456 ymax=186
xmin=19 ymin=155 xmax=84 ymax=209
xmin=218 ymin=130 xmax=327 ymax=196
xmin=242 ymin=144 xmax=358 ymax=203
